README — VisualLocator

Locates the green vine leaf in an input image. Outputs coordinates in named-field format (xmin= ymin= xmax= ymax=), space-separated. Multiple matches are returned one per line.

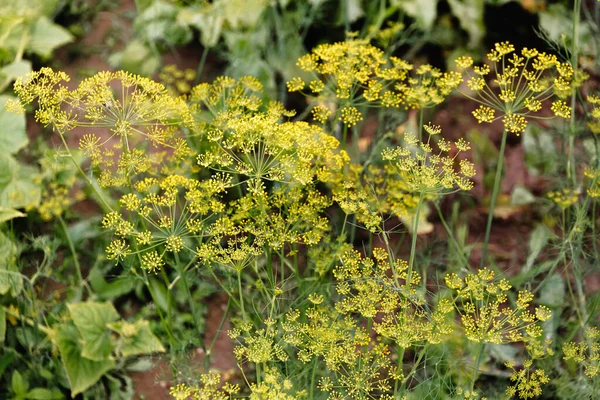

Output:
xmin=55 ymin=324 xmax=114 ymax=397
xmin=67 ymin=302 xmax=119 ymax=362
xmin=107 ymin=319 xmax=165 ymax=357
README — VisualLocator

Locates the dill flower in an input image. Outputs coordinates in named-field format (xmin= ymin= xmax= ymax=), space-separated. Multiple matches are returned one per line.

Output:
xmin=505 ymin=360 xmax=550 ymax=399
xmin=455 ymin=42 xmax=573 ymax=135
xmin=102 ymin=174 xmax=230 ymax=268
xmin=584 ymin=167 xmax=600 ymax=198
xmin=547 ymin=188 xmax=580 ymax=209
xmin=289 ymin=38 xmax=460 ymax=128
xmin=382 ymin=128 xmax=475 ymax=195
xmin=248 ymin=367 xmax=301 ymax=400
xmin=588 ymin=94 xmax=600 ymax=134
xmin=334 ymin=248 xmax=453 ymax=348
xmin=446 ymin=268 xmax=550 ymax=344
xmin=159 ymin=64 xmax=195 ymax=96
xmin=563 ymin=326 xmax=600 ymax=378
xmin=169 ymin=383 xmax=192 ymax=400
xmin=192 ymin=80 xmax=344 ymax=188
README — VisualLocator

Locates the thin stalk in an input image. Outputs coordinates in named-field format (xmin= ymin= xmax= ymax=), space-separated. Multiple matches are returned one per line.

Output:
xmin=471 ymin=342 xmax=485 ymax=392
xmin=309 ymin=358 xmax=319 ymax=400
xmin=480 ymin=129 xmax=508 ymax=269
xmin=205 ymin=297 xmax=231 ymax=369
xmin=174 ymin=254 xmax=204 ymax=348
xmin=193 ymin=46 xmax=210 ymax=86
xmin=418 ymin=108 xmax=424 ymax=142
xmin=393 ymin=347 xmax=405 ymax=395
xmin=237 ymin=268 xmax=246 ymax=322
xmin=406 ymin=192 xmax=424 ymax=290
xmin=57 ymin=215 xmax=91 ymax=295
xmin=433 ymin=202 xmax=469 ymax=268
xmin=567 ymin=0 xmax=582 ymax=184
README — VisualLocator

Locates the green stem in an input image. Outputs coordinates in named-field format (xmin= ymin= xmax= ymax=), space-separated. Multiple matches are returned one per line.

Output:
xmin=58 ymin=133 xmax=113 ymax=212
xmin=175 ymin=254 xmax=204 ymax=348
xmin=433 ymin=202 xmax=469 ymax=268
xmin=193 ymin=46 xmax=210 ymax=86
xmin=406 ymin=192 xmax=424 ymax=290
xmin=309 ymin=358 xmax=319 ymax=400
xmin=567 ymin=0 xmax=582 ymax=185
xmin=205 ymin=297 xmax=231 ymax=369
xmin=418 ymin=108 xmax=424 ymax=142
xmin=57 ymin=215 xmax=91 ymax=295
xmin=480 ymin=129 xmax=508 ymax=269
xmin=393 ymin=347 xmax=405 ymax=395
xmin=237 ymin=268 xmax=246 ymax=322
xmin=470 ymin=342 xmax=485 ymax=392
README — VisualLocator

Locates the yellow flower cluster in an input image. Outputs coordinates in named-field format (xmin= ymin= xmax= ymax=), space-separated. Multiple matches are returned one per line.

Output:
xmin=504 ymin=359 xmax=550 ymax=399
xmin=585 ymin=167 xmax=600 ymax=198
xmin=547 ymin=188 xmax=580 ymax=209
xmin=281 ymin=304 xmax=393 ymax=398
xmin=563 ymin=326 xmax=600 ymax=378
xmin=249 ymin=367 xmax=306 ymax=400
xmin=169 ymin=374 xmax=239 ymax=400
xmin=334 ymin=247 xmax=454 ymax=347
xmin=445 ymin=268 xmax=551 ymax=344
xmin=455 ymin=42 xmax=574 ymax=135
xmin=588 ymin=94 xmax=600 ymax=134
xmin=289 ymin=38 xmax=462 ymax=127
xmin=102 ymin=174 xmax=229 ymax=269
xmin=381 ymin=127 xmax=475 ymax=195
xmin=159 ymin=64 xmax=196 ymax=96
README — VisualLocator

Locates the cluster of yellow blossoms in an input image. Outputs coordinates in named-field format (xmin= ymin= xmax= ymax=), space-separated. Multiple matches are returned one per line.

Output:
xmin=288 ymin=38 xmax=462 ymax=127
xmin=445 ymin=268 xmax=551 ymax=344
xmin=455 ymin=42 xmax=576 ymax=135
xmin=563 ymin=326 xmax=600 ymax=379
xmin=10 ymin=38 xmax=579 ymax=400
xmin=382 ymin=125 xmax=475 ymax=194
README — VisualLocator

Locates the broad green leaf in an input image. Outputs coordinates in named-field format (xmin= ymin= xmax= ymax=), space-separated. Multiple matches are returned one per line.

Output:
xmin=0 ymin=153 xmax=41 ymax=210
xmin=26 ymin=388 xmax=65 ymax=400
xmin=447 ymin=0 xmax=485 ymax=48
xmin=178 ymin=6 xmax=224 ymax=47
xmin=524 ymin=224 xmax=551 ymax=271
xmin=12 ymin=370 xmax=28 ymax=395
xmin=126 ymin=358 xmax=153 ymax=372
xmin=510 ymin=185 xmax=535 ymax=206
xmin=488 ymin=343 xmax=518 ymax=363
xmin=523 ymin=122 xmax=558 ymax=174
xmin=0 ymin=306 xmax=5 ymax=343
xmin=134 ymin=0 xmax=191 ymax=46
xmin=148 ymin=277 xmax=169 ymax=312
xmin=0 ymin=230 xmax=23 ymax=296
xmin=392 ymin=0 xmax=438 ymax=31
xmin=539 ymin=274 xmax=565 ymax=308
xmin=107 ymin=319 xmax=165 ymax=357
xmin=88 ymin=263 xmax=137 ymax=299
xmin=337 ymin=0 xmax=364 ymax=25
xmin=55 ymin=324 xmax=115 ymax=396
xmin=27 ymin=16 xmax=74 ymax=58
xmin=108 ymin=40 xmax=161 ymax=77
xmin=0 ymin=60 xmax=32 ymax=82
xmin=67 ymin=302 xmax=119 ymax=361
xmin=0 ymin=351 xmax=15 ymax=378
xmin=0 ymin=208 xmax=26 ymax=223
xmin=106 ymin=374 xmax=134 ymax=400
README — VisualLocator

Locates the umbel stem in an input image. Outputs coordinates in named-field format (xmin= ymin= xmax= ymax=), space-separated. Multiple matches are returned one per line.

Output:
xmin=480 ymin=128 xmax=508 ymax=269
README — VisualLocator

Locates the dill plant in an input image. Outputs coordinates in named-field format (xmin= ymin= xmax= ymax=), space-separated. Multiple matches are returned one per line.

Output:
xmin=10 ymin=33 xmax=598 ymax=400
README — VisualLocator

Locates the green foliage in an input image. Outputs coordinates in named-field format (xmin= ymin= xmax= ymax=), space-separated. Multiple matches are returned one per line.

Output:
xmin=1 ymin=1 xmax=600 ymax=399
